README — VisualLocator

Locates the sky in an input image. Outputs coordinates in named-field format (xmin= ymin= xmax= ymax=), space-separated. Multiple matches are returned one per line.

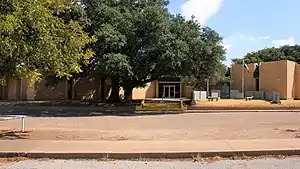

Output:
xmin=167 ymin=0 xmax=300 ymax=65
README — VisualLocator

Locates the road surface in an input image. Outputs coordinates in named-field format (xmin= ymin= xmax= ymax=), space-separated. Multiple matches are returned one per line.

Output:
xmin=1 ymin=158 xmax=300 ymax=169
xmin=1 ymin=111 xmax=300 ymax=140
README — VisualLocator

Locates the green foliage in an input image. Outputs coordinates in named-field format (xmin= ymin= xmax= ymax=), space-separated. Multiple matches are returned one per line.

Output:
xmin=220 ymin=76 xmax=230 ymax=85
xmin=182 ymin=63 xmax=227 ymax=90
xmin=232 ymin=45 xmax=300 ymax=64
xmin=0 ymin=0 xmax=94 ymax=85
xmin=83 ymin=0 xmax=225 ymax=101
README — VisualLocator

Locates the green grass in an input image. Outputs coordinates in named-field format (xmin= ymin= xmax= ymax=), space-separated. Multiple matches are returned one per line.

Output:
xmin=135 ymin=102 xmax=187 ymax=111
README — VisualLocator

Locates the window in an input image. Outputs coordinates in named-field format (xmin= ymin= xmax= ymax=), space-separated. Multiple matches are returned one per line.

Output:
xmin=255 ymin=78 xmax=259 ymax=91
xmin=158 ymin=83 xmax=180 ymax=98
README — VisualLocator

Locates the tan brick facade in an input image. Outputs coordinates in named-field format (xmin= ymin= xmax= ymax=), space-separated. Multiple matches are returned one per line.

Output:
xmin=131 ymin=82 xmax=156 ymax=100
xmin=0 ymin=76 xmax=193 ymax=101
xmin=131 ymin=80 xmax=193 ymax=100
xmin=0 ymin=75 xmax=110 ymax=101
xmin=231 ymin=60 xmax=300 ymax=99
xmin=231 ymin=63 xmax=256 ymax=91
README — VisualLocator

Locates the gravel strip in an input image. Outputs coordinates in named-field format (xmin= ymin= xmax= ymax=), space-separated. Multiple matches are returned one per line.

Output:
xmin=2 ymin=157 xmax=300 ymax=169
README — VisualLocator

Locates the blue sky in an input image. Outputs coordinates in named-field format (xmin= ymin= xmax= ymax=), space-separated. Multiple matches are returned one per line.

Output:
xmin=168 ymin=0 xmax=300 ymax=65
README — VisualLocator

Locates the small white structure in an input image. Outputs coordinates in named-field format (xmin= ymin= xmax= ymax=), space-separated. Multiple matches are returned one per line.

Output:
xmin=192 ymin=91 xmax=207 ymax=101
xmin=0 ymin=115 xmax=26 ymax=132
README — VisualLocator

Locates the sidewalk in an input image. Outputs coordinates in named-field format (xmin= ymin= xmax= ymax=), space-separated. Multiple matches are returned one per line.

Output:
xmin=1 ymin=139 xmax=300 ymax=159
xmin=1 ymin=105 xmax=300 ymax=116
xmin=184 ymin=109 xmax=300 ymax=113
xmin=136 ymin=109 xmax=300 ymax=114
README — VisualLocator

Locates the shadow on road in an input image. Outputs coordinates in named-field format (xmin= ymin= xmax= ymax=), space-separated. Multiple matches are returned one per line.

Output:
xmin=0 ymin=130 xmax=31 ymax=140
xmin=0 ymin=107 xmax=181 ymax=117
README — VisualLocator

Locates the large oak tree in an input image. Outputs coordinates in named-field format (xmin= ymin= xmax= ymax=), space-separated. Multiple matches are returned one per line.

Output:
xmin=82 ymin=0 xmax=225 ymax=102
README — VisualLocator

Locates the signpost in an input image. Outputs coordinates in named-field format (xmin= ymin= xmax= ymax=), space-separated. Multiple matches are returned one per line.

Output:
xmin=242 ymin=60 xmax=245 ymax=98
xmin=0 ymin=115 xmax=26 ymax=132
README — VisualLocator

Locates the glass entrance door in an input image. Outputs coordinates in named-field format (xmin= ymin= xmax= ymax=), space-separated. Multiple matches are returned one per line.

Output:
xmin=163 ymin=85 xmax=175 ymax=98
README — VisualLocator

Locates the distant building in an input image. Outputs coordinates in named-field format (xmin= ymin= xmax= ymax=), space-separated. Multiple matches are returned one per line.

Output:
xmin=231 ymin=60 xmax=300 ymax=100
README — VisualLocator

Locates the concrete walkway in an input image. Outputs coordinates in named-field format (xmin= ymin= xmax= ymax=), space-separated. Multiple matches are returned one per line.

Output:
xmin=1 ymin=139 xmax=300 ymax=159
xmin=184 ymin=109 xmax=300 ymax=113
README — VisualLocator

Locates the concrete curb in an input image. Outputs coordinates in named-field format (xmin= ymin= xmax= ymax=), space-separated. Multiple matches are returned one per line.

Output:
xmin=134 ymin=109 xmax=300 ymax=115
xmin=2 ymin=150 xmax=300 ymax=159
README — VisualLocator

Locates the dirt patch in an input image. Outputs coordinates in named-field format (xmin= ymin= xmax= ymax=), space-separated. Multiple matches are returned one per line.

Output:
xmin=0 ymin=157 xmax=27 ymax=163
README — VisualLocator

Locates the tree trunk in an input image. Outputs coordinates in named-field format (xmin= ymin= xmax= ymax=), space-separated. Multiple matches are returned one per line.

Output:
xmin=109 ymin=77 xmax=120 ymax=103
xmin=100 ymin=77 xmax=106 ymax=101
xmin=124 ymin=86 xmax=133 ymax=103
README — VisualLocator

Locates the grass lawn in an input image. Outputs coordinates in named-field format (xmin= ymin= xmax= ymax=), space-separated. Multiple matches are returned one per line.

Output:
xmin=194 ymin=99 xmax=300 ymax=108
xmin=135 ymin=102 xmax=187 ymax=111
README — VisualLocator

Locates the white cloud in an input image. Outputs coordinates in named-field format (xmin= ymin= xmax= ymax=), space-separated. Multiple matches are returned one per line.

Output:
xmin=259 ymin=36 xmax=270 ymax=40
xmin=272 ymin=37 xmax=296 ymax=47
xmin=181 ymin=0 xmax=223 ymax=24
xmin=236 ymin=33 xmax=258 ymax=41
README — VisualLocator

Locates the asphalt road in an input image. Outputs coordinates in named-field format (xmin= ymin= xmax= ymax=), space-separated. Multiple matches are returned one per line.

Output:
xmin=1 ymin=158 xmax=300 ymax=169
xmin=2 ymin=111 xmax=300 ymax=140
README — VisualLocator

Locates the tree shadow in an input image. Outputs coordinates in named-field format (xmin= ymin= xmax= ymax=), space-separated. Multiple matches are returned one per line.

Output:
xmin=0 ymin=108 xmax=182 ymax=117
xmin=281 ymin=128 xmax=300 ymax=139
xmin=0 ymin=130 xmax=31 ymax=140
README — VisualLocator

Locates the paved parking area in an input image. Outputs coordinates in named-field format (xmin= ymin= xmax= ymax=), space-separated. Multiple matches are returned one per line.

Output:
xmin=1 ymin=112 xmax=300 ymax=140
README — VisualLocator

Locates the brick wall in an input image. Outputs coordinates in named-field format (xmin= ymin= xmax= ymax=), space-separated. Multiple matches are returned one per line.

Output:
xmin=286 ymin=60 xmax=296 ymax=99
xmin=182 ymin=85 xmax=193 ymax=98
xmin=131 ymin=81 xmax=156 ymax=100
xmin=231 ymin=63 xmax=256 ymax=91
xmin=34 ymin=77 xmax=67 ymax=100
xmin=74 ymin=76 xmax=100 ymax=100
xmin=130 ymin=81 xmax=193 ymax=99
xmin=259 ymin=60 xmax=287 ymax=99
xmin=231 ymin=60 xmax=299 ymax=99
xmin=295 ymin=64 xmax=300 ymax=99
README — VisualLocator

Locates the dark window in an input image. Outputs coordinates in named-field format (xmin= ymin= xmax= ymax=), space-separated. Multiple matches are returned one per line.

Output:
xmin=158 ymin=83 xmax=180 ymax=98
xmin=255 ymin=78 xmax=259 ymax=91
xmin=225 ymin=68 xmax=231 ymax=77
xmin=175 ymin=83 xmax=180 ymax=98
xmin=253 ymin=64 xmax=260 ymax=78
xmin=68 ymin=80 xmax=73 ymax=99
xmin=158 ymin=83 xmax=164 ymax=98
xmin=157 ymin=77 xmax=181 ymax=82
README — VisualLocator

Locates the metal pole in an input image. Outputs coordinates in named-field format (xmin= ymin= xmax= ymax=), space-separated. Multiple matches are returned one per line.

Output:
xmin=21 ymin=117 xmax=25 ymax=132
xmin=206 ymin=79 xmax=209 ymax=95
xmin=242 ymin=60 xmax=245 ymax=98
